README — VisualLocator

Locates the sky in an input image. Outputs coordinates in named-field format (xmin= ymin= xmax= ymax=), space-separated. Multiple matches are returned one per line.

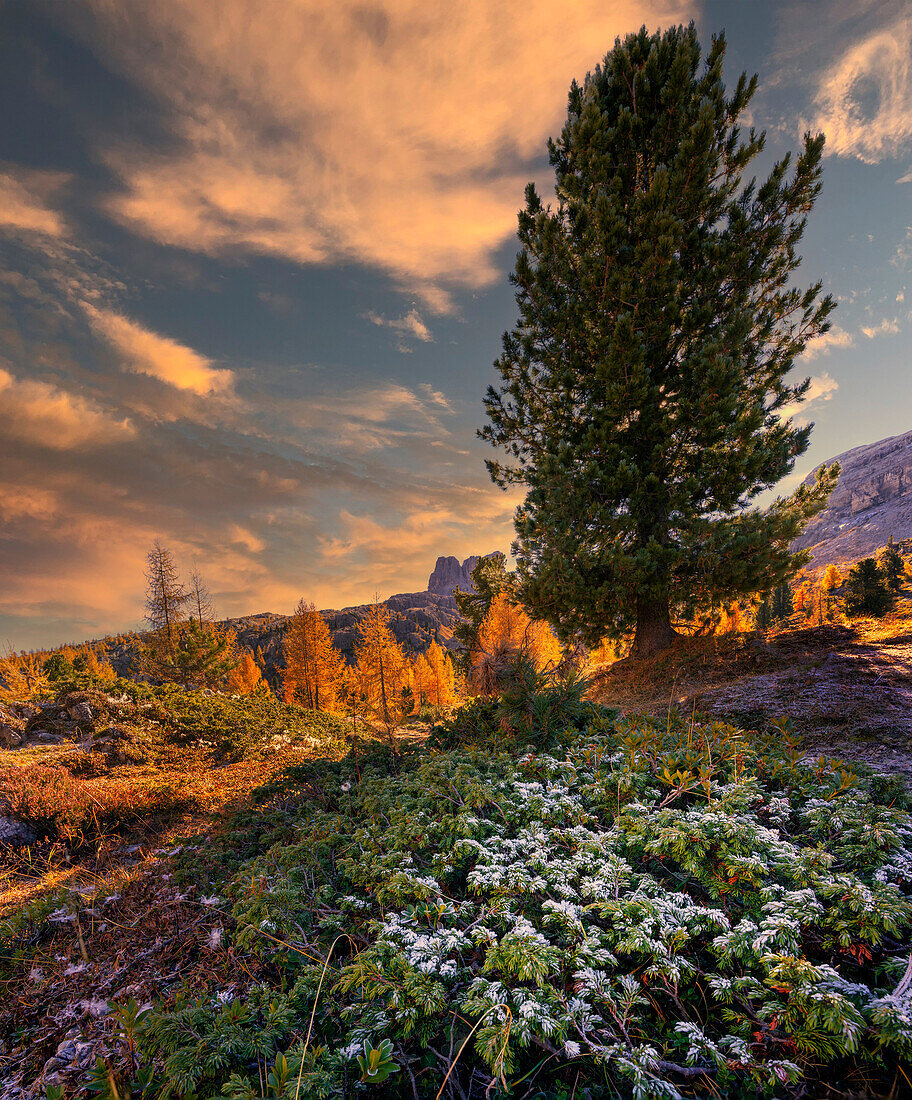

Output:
xmin=1 ymin=0 xmax=910 ymax=650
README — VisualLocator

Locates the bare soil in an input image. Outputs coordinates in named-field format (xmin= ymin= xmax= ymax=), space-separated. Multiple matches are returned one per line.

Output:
xmin=592 ymin=607 xmax=912 ymax=782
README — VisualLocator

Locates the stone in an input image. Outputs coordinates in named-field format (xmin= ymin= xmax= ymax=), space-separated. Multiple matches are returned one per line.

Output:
xmin=0 ymin=724 xmax=22 ymax=748
xmin=0 ymin=816 xmax=38 ymax=847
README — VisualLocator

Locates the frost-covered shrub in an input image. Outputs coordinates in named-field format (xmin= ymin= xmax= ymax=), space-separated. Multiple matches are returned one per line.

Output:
xmin=140 ymin=712 xmax=912 ymax=1098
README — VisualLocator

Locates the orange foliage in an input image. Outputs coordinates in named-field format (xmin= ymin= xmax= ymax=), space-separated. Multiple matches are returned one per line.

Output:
xmin=822 ymin=565 xmax=842 ymax=592
xmin=282 ymin=599 xmax=345 ymax=711
xmin=794 ymin=584 xmax=810 ymax=614
xmin=475 ymin=591 xmax=562 ymax=672
xmin=412 ymin=641 xmax=457 ymax=709
xmin=0 ymin=647 xmax=49 ymax=701
xmin=227 ymin=650 xmax=266 ymax=695
xmin=352 ymin=603 xmax=414 ymax=734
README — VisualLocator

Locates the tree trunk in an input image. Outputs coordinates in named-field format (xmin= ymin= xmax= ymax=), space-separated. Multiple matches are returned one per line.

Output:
xmin=629 ymin=593 xmax=680 ymax=659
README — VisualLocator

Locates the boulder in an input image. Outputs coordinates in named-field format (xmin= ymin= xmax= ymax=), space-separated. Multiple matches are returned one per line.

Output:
xmin=0 ymin=816 xmax=38 ymax=847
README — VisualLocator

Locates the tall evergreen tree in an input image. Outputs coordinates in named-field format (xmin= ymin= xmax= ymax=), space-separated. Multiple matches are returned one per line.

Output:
xmin=843 ymin=558 xmax=893 ymax=618
xmin=879 ymin=536 xmax=905 ymax=593
xmin=771 ymin=582 xmax=793 ymax=623
xmin=481 ymin=25 xmax=838 ymax=657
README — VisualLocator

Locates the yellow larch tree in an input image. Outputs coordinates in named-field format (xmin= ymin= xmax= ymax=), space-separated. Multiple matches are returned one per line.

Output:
xmin=469 ymin=591 xmax=563 ymax=695
xmin=821 ymin=565 xmax=843 ymax=623
xmin=0 ymin=648 xmax=49 ymax=701
xmin=352 ymin=602 xmax=413 ymax=737
xmin=476 ymin=591 xmax=562 ymax=669
xmin=228 ymin=649 xmax=266 ymax=695
xmin=424 ymin=641 xmax=457 ymax=709
xmin=282 ymin=599 xmax=345 ymax=711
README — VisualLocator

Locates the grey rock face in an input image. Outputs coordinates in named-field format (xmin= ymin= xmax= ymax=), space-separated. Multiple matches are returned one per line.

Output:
xmin=427 ymin=553 xmax=499 ymax=596
xmin=793 ymin=429 xmax=912 ymax=567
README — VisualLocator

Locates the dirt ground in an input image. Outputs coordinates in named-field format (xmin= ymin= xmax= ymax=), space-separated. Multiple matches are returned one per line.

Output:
xmin=593 ymin=607 xmax=912 ymax=782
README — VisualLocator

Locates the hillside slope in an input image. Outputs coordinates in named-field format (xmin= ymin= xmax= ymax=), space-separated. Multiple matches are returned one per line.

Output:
xmin=794 ymin=428 xmax=912 ymax=567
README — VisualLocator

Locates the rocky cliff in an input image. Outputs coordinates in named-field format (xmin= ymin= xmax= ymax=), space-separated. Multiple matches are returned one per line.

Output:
xmin=428 ymin=553 xmax=499 ymax=596
xmin=793 ymin=428 xmax=912 ymax=568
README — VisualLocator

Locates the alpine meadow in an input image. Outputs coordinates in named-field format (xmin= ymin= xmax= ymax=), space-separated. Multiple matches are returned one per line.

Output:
xmin=3 ymin=10 xmax=912 ymax=1100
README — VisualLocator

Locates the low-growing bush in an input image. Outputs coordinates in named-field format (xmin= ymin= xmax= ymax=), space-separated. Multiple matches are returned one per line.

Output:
xmin=131 ymin=706 xmax=912 ymax=1098
xmin=152 ymin=686 xmax=351 ymax=759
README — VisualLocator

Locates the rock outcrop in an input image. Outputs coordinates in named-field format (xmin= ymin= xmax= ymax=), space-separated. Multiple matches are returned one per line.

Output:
xmin=793 ymin=429 xmax=912 ymax=568
xmin=428 ymin=554 xmax=498 ymax=596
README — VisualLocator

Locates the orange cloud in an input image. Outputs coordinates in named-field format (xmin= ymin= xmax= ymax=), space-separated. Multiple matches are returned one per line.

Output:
xmin=0 ymin=167 xmax=69 ymax=237
xmin=810 ymin=11 xmax=912 ymax=163
xmin=83 ymin=304 xmax=234 ymax=395
xmin=0 ymin=367 xmax=135 ymax=449
xmin=70 ymin=0 xmax=690 ymax=309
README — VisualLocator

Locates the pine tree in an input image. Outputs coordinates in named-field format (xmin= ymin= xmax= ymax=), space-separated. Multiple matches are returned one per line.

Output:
xmin=282 ymin=599 xmax=345 ymax=711
xmin=843 ymin=558 xmax=893 ymax=618
xmin=171 ymin=621 xmax=240 ymax=688
xmin=879 ymin=537 xmax=905 ymax=593
xmin=352 ymin=602 xmax=413 ymax=739
xmin=481 ymin=25 xmax=838 ymax=657
xmin=755 ymin=593 xmax=772 ymax=632
xmin=771 ymin=582 xmax=792 ymax=623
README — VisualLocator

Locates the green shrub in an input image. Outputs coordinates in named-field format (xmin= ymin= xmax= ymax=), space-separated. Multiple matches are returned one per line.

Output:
xmin=843 ymin=558 xmax=894 ymax=618
xmin=133 ymin=706 xmax=912 ymax=1098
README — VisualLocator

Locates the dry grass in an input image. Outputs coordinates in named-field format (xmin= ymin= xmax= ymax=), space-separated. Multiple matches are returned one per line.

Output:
xmin=0 ymin=740 xmax=329 ymax=917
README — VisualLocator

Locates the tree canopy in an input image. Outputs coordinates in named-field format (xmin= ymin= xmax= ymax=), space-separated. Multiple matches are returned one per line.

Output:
xmin=481 ymin=24 xmax=839 ymax=656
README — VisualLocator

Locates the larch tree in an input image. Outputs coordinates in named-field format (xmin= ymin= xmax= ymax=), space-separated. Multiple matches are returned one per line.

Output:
xmin=481 ymin=24 xmax=838 ymax=658
xmin=189 ymin=567 xmax=215 ymax=626
xmin=470 ymin=590 xmax=563 ymax=695
xmin=352 ymin=602 xmax=413 ymax=737
xmin=415 ymin=641 xmax=458 ymax=709
xmin=227 ymin=649 xmax=266 ymax=695
xmin=145 ymin=543 xmax=191 ymax=657
xmin=282 ymin=600 xmax=345 ymax=711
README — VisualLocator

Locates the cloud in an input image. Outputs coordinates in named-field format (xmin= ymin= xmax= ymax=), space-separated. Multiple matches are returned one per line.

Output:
xmin=59 ymin=0 xmax=689 ymax=308
xmin=228 ymin=524 xmax=266 ymax=553
xmin=892 ymin=226 xmax=912 ymax=269
xmin=366 ymin=308 xmax=433 ymax=346
xmin=809 ymin=11 xmax=912 ymax=163
xmin=0 ymin=367 xmax=135 ymax=449
xmin=861 ymin=316 xmax=901 ymax=338
xmin=799 ymin=326 xmax=854 ymax=358
xmin=779 ymin=372 xmax=839 ymax=422
xmin=0 ymin=167 xmax=70 ymax=238
xmin=83 ymin=304 xmax=234 ymax=394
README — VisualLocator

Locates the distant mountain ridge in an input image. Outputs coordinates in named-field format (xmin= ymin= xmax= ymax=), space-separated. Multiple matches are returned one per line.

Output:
xmin=106 ymin=554 xmax=499 ymax=689
xmin=793 ymin=428 xmax=912 ymax=568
